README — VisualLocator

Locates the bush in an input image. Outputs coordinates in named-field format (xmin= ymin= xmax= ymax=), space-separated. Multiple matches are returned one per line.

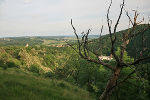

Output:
xmin=6 ymin=62 xmax=18 ymax=68
xmin=57 ymin=82 xmax=69 ymax=89
xmin=44 ymin=72 xmax=54 ymax=78
xmin=0 ymin=60 xmax=19 ymax=70
xmin=0 ymin=60 xmax=7 ymax=70
xmin=28 ymin=64 xmax=40 ymax=73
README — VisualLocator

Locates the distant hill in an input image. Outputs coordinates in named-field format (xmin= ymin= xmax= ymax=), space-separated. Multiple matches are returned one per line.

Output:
xmin=88 ymin=24 xmax=150 ymax=58
xmin=0 ymin=35 xmax=99 ymax=46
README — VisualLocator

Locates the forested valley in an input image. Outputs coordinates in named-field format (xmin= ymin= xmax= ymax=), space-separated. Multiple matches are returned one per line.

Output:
xmin=0 ymin=24 xmax=150 ymax=100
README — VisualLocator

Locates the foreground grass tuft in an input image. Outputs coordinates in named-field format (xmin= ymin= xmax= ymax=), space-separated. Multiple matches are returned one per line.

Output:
xmin=0 ymin=68 xmax=94 ymax=100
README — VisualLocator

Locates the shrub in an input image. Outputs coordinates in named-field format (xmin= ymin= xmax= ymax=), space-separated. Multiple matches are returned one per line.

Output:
xmin=28 ymin=64 xmax=40 ymax=73
xmin=0 ymin=60 xmax=7 ymax=70
xmin=6 ymin=62 xmax=18 ymax=68
xmin=44 ymin=72 xmax=54 ymax=78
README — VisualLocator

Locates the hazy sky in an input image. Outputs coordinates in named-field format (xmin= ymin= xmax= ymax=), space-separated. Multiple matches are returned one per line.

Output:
xmin=0 ymin=0 xmax=150 ymax=37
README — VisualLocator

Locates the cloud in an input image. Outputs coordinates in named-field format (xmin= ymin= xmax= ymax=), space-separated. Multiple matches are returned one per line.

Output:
xmin=0 ymin=0 xmax=150 ymax=37
xmin=23 ymin=0 xmax=32 ymax=4
xmin=0 ymin=0 xmax=5 ymax=5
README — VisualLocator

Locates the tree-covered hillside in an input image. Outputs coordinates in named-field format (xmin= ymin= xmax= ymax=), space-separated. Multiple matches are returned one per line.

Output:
xmin=0 ymin=24 xmax=150 ymax=100
xmin=88 ymin=24 xmax=150 ymax=58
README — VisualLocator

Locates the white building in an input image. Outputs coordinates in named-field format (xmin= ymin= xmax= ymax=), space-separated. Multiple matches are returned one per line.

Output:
xmin=98 ymin=55 xmax=113 ymax=61
xmin=25 ymin=43 xmax=29 ymax=48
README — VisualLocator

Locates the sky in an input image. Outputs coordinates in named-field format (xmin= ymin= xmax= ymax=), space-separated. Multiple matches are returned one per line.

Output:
xmin=0 ymin=0 xmax=150 ymax=37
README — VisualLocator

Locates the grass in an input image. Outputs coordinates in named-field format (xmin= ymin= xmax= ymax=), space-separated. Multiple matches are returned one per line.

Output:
xmin=42 ymin=40 xmax=66 ymax=46
xmin=0 ymin=68 xmax=94 ymax=100
xmin=43 ymin=40 xmax=57 ymax=45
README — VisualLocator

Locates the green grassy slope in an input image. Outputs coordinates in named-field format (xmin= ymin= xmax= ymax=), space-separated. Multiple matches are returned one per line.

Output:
xmin=0 ymin=68 xmax=94 ymax=100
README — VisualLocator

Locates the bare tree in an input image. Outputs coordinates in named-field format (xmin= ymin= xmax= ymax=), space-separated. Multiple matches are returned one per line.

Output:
xmin=68 ymin=0 xmax=150 ymax=100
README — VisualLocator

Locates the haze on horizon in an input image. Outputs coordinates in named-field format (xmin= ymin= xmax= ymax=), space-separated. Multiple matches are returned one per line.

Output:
xmin=0 ymin=0 xmax=150 ymax=37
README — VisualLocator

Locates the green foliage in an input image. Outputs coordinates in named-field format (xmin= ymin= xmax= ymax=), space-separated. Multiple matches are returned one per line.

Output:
xmin=0 ymin=37 xmax=43 ymax=46
xmin=53 ymin=54 xmax=111 ymax=98
xmin=136 ymin=63 xmax=150 ymax=99
xmin=0 ymin=27 xmax=150 ymax=100
xmin=110 ymin=49 xmax=150 ymax=100
xmin=6 ymin=62 xmax=18 ymax=68
xmin=0 ymin=48 xmax=22 ymax=69
xmin=28 ymin=64 xmax=40 ymax=73
xmin=115 ymin=47 xmax=134 ymax=63
xmin=0 ymin=60 xmax=7 ymax=69
xmin=88 ymin=24 xmax=150 ymax=58
xmin=0 ymin=68 xmax=94 ymax=100
xmin=44 ymin=72 xmax=55 ymax=78
xmin=43 ymin=54 xmax=55 ymax=67
xmin=127 ymin=24 xmax=150 ymax=59
xmin=111 ymin=66 xmax=150 ymax=100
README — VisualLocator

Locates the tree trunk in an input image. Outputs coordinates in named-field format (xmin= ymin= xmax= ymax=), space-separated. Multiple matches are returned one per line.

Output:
xmin=99 ymin=68 xmax=121 ymax=100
